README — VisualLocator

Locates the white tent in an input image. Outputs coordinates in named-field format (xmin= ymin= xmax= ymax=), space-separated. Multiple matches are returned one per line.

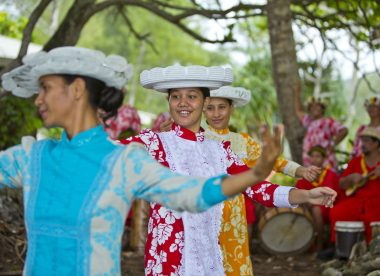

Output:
xmin=0 ymin=35 xmax=42 ymax=67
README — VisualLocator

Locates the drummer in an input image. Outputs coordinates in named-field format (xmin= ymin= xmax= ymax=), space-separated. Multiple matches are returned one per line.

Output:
xmin=296 ymin=145 xmax=344 ymax=252
xmin=330 ymin=127 xmax=380 ymax=243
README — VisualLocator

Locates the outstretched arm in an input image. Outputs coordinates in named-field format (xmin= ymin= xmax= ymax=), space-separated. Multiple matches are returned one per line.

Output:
xmin=289 ymin=186 xmax=336 ymax=208
xmin=0 ymin=137 xmax=33 ymax=189
xmin=129 ymin=125 xmax=283 ymax=213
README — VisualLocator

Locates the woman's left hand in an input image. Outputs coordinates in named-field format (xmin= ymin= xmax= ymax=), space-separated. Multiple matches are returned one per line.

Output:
xmin=307 ymin=187 xmax=337 ymax=208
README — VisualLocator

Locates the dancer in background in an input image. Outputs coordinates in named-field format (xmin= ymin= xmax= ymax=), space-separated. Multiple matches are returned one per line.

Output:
xmin=294 ymin=84 xmax=348 ymax=169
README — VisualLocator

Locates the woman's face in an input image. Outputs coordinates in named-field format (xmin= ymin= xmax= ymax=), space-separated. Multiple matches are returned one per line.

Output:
xmin=168 ymin=88 xmax=205 ymax=132
xmin=309 ymin=103 xmax=324 ymax=118
xmin=361 ymin=136 xmax=380 ymax=155
xmin=309 ymin=151 xmax=325 ymax=167
xmin=366 ymin=105 xmax=380 ymax=119
xmin=34 ymin=75 xmax=76 ymax=128
xmin=204 ymin=97 xmax=233 ymax=130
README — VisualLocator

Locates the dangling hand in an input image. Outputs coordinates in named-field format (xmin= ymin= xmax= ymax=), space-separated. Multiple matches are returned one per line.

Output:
xmin=306 ymin=187 xmax=337 ymax=208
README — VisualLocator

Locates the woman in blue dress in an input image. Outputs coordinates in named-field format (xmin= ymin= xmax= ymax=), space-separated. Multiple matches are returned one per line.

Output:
xmin=0 ymin=46 xmax=336 ymax=275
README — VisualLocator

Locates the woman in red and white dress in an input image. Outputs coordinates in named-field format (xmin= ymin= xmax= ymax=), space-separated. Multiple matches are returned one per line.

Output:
xmin=123 ymin=65 xmax=337 ymax=276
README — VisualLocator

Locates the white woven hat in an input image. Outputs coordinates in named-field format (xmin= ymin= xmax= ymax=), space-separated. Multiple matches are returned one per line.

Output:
xmin=140 ymin=64 xmax=233 ymax=93
xmin=210 ymin=86 xmax=251 ymax=107
xmin=1 ymin=47 xmax=133 ymax=98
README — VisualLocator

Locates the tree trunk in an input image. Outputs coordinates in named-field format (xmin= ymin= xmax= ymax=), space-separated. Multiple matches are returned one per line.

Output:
xmin=267 ymin=0 xmax=304 ymax=164
xmin=130 ymin=199 xmax=149 ymax=254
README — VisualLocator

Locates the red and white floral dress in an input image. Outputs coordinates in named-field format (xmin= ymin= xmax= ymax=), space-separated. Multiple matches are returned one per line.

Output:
xmin=122 ymin=124 xmax=293 ymax=276
xmin=302 ymin=115 xmax=346 ymax=169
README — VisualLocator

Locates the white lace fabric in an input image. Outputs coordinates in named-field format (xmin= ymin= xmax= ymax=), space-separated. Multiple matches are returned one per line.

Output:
xmin=158 ymin=131 xmax=227 ymax=276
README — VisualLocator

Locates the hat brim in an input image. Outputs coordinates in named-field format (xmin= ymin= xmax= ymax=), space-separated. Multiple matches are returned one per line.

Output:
xmin=140 ymin=65 xmax=233 ymax=93
xmin=142 ymin=80 xmax=231 ymax=93
xmin=1 ymin=47 xmax=132 ymax=98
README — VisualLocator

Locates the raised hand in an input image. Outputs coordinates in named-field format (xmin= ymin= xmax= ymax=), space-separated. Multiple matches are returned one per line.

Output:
xmin=252 ymin=125 xmax=283 ymax=180
xmin=222 ymin=124 xmax=284 ymax=197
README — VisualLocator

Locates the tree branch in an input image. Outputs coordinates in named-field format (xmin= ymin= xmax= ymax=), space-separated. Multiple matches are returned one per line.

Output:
xmin=117 ymin=7 xmax=159 ymax=54
xmin=0 ymin=0 xmax=53 ymax=76
xmin=18 ymin=0 xmax=53 ymax=60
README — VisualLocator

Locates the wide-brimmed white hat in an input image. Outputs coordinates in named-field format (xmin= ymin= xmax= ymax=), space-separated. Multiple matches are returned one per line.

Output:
xmin=1 ymin=47 xmax=133 ymax=98
xmin=210 ymin=86 xmax=251 ymax=107
xmin=140 ymin=64 xmax=233 ymax=93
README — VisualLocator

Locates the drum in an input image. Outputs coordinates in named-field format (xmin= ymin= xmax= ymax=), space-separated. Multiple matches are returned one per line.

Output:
xmin=370 ymin=221 xmax=380 ymax=240
xmin=335 ymin=221 xmax=364 ymax=259
xmin=258 ymin=207 xmax=315 ymax=255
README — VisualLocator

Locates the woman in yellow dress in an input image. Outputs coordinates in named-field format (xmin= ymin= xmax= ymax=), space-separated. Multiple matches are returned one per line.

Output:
xmin=203 ymin=86 xmax=321 ymax=275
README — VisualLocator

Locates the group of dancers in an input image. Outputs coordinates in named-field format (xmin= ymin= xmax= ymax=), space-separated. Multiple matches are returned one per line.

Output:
xmin=1 ymin=45 xmax=356 ymax=276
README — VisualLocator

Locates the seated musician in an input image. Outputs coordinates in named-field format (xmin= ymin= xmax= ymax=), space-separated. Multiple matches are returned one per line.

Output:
xmin=330 ymin=127 xmax=380 ymax=244
xmin=296 ymin=146 xmax=344 ymax=252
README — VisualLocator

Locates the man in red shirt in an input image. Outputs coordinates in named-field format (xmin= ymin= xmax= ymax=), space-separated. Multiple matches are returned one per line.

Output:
xmin=330 ymin=127 xmax=380 ymax=243
xmin=296 ymin=145 xmax=343 ymax=251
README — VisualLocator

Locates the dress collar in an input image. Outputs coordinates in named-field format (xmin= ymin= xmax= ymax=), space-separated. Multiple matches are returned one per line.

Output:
xmin=61 ymin=125 xmax=106 ymax=147
xmin=171 ymin=123 xmax=205 ymax=142
xmin=207 ymin=126 xmax=230 ymax=135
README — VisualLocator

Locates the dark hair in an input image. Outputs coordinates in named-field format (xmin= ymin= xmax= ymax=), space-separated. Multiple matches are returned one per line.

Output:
xmin=168 ymin=87 xmax=210 ymax=98
xmin=307 ymin=102 xmax=326 ymax=112
xmin=61 ymin=74 xmax=124 ymax=123
xmin=307 ymin=145 xmax=327 ymax=157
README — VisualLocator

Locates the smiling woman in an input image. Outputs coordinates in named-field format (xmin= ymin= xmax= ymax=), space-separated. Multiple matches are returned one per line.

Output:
xmin=167 ymin=87 xmax=206 ymax=132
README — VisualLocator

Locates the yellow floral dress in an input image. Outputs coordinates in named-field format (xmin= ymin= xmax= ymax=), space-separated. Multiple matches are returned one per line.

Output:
xmin=205 ymin=126 xmax=300 ymax=276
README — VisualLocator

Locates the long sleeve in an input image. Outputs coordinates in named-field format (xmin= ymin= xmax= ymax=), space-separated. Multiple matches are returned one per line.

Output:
xmin=124 ymin=143 xmax=227 ymax=213
xmin=0 ymin=137 xmax=34 ymax=188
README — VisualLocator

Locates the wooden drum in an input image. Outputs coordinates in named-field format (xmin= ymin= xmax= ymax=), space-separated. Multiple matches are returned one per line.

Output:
xmin=258 ymin=207 xmax=315 ymax=255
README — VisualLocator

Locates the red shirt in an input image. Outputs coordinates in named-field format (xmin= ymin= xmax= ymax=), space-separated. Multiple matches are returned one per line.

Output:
xmin=340 ymin=155 xmax=380 ymax=199
xmin=296 ymin=166 xmax=345 ymax=203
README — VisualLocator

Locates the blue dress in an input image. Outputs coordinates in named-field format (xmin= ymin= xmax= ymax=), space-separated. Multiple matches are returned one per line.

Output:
xmin=0 ymin=125 xmax=226 ymax=275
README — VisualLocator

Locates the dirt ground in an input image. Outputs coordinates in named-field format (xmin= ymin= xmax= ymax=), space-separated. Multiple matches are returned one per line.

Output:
xmin=0 ymin=239 xmax=323 ymax=276
xmin=121 ymin=240 xmax=323 ymax=276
